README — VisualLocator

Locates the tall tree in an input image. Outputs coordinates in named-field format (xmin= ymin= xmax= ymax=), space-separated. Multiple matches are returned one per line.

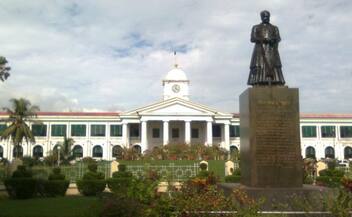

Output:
xmin=0 ymin=56 xmax=11 ymax=82
xmin=0 ymin=98 xmax=40 ymax=158
xmin=56 ymin=136 xmax=75 ymax=161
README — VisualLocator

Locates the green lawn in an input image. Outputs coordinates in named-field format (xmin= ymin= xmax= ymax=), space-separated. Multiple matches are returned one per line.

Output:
xmin=0 ymin=196 xmax=102 ymax=217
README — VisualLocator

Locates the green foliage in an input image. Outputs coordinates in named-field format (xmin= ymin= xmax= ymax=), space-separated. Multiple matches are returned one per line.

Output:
xmin=88 ymin=162 xmax=98 ymax=172
xmin=303 ymin=175 xmax=314 ymax=184
xmin=107 ymin=177 xmax=132 ymax=195
xmin=43 ymin=180 xmax=70 ymax=197
xmin=4 ymin=178 xmax=37 ymax=199
xmin=82 ymin=157 xmax=96 ymax=164
xmin=232 ymin=188 xmax=266 ymax=217
xmin=146 ymin=143 xmax=229 ymax=161
xmin=0 ymin=196 xmax=102 ymax=217
xmin=48 ymin=167 xmax=65 ymax=180
xmin=108 ymin=165 xmax=133 ymax=195
xmin=327 ymin=160 xmax=338 ymax=170
xmin=12 ymin=165 xmax=33 ymax=178
xmin=172 ymin=184 xmax=234 ymax=217
xmin=76 ymin=179 xmax=106 ymax=196
xmin=112 ymin=170 xmax=132 ymax=179
xmin=126 ymin=177 xmax=159 ymax=205
xmin=82 ymin=171 xmax=105 ymax=180
xmin=317 ymin=168 xmax=345 ymax=188
xmin=316 ymin=176 xmax=342 ymax=188
xmin=22 ymin=156 xmax=43 ymax=167
xmin=0 ymin=56 xmax=11 ymax=82
xmin=224 ymin=175 xmax=241 ymax=183
xmin=319 ymin=168 xmax=345 ymax=177
xmin=118 ymin=164 xmax=127 ymax=172
xmin=77 ymin=162 xmax=106 ymax=196
xmin=0 ymin=98 xmax=40 ymax=154
xmin=100 ymin=195 xmax=146 ymax=217
xmin=325 ymin=188 xmax=352 ymax=217
xmin=197 ymin=170 xmax=210 ymax=178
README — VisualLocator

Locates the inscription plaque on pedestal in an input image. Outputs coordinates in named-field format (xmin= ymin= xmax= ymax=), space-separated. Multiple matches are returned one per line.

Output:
xmin=240 ymin=87 xmax=303 ymax=188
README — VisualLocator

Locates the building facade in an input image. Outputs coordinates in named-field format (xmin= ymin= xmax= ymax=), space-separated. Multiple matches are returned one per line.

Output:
xmin=0 ymin=66 xmax=352 ymax=161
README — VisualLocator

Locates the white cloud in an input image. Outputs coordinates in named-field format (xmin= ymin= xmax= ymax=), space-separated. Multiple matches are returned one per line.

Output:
xmin=0 ymin=0 xmax=351 ymax=113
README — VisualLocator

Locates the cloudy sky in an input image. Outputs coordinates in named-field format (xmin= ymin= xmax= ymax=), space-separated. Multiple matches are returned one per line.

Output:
xmin=0 ymin=0 xmax=351 ymax=113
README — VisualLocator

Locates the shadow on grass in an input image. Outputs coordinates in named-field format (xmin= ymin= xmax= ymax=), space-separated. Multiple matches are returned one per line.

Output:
xmin=0 ymin=196 xmax=102 ymax=217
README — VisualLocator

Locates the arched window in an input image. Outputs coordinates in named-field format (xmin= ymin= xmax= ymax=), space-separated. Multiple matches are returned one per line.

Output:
xmin=344 ymin=147 xmax=352 ymax=159
xmin=133 ymin=145 xmax=142 ymax=154
xmin=112 ymin=145 xmax=123 ymax=159
xmin=325 ymin=146 xmax=335 ymax=159
xmin=33 ymin=145 xmax=43 ymax=158
xmin=0 ymin=146 xmax=3 ymax=158
xmin=13 ymin=145 xmax=23 ymax=158
xmin=305 ymin=146 xmax=316 ymax=159
xmin=93 ymin=145 xmax=103 ymax=158
xmin=230 ymin=145 xmax=239 ymax=154
xmin=72 ymin=145 xmax=83 ymax=158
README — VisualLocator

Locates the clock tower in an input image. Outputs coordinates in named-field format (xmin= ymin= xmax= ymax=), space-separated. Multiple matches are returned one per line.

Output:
xmin=162 ymin=64 xmax=190 ymax=100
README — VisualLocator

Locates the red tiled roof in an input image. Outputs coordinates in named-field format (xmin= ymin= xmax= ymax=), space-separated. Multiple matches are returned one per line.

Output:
xmin=0 ymin=111 xmax=351 ymax=119
xmin=0 ymin=112 xmax=120 ymax=116
xmin=300 ymin=113 xmax=352 ymax=119
xmin=232 ymin=113 xmax=352 ymax=119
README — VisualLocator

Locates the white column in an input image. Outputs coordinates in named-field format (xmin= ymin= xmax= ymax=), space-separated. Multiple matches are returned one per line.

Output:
xmin=141 ymin=121 xmax=147 ymax=152
xmin=185 ymin=121 xmax=191 ymax=145
xmin=206 ymin=121 xmax=213 ymax=146
xmin=224 ymin=123 xmax=230 ymax=148
xmin=163 ymin=121 xmax=169 ymax=145
xmin=122 ymin=123 xmax=128 ymax=146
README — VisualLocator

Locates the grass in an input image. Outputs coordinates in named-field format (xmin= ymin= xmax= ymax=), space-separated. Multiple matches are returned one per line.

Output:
xmin=0 ymin=196 xmax=102 ymax=217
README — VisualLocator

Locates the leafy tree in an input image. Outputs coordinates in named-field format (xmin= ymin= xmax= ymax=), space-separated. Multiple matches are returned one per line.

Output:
xmin=56 ymin=136 xmax=75 ymax=161
xmin=0 ymin=98 xmax=40 ymax=158
xmin=0 ymin=56 xmax=11 ymax=82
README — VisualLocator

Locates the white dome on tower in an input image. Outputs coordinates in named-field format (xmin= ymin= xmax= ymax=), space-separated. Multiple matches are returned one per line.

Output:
xmin=162 ymin=65 xmax=190 ymax=101
xmin=164 ymin=66 xmax=188 ymax=81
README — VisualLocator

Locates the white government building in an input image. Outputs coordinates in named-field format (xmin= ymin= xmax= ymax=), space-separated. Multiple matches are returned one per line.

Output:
xmin=0 ymin=65 xmax=352 ymax=161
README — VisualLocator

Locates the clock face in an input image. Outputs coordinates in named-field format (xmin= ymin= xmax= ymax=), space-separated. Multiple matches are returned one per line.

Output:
xmin=172 ymin=84 xmax=180 ymax=93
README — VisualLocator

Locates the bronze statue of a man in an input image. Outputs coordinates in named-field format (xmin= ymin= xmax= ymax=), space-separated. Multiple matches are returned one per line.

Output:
xmin=247 ymin=10 xmax=285 ymax=86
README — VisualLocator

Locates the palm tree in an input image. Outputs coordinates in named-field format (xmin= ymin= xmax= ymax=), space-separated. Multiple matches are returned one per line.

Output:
xmin=0 ymin=56 xmax=11 ymax=82
xmin=0 ymin=98 xmax=40 ymax=158
xmin=56 ymin=136 xmax=75 ymax=161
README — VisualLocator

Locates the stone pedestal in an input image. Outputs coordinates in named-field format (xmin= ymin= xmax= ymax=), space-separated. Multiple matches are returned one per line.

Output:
xmin=240 ymin=87 xmax=302 ymax=188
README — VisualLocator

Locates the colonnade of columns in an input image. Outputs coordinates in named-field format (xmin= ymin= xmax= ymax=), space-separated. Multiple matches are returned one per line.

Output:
xmin=121 ymin=120 xmax=231 ymax=152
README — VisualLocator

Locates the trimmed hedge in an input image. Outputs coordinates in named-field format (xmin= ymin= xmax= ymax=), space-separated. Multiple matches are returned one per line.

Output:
xmin=316 ymin=168 xmax=345 ymax=188
xmin=77 ymin=180 xmax=106 ymax=196
xmin=44 ymin=180 xmax=70 ymax=197
xmin=108 ymin=165 xmax=133 ymax=194
xmin=316 ymin=176 xmax=342 ymax=188
xmin=224 ymin=175 xmax=241 ymax=183
xmin=77 ymin=162 xmax=106 ymax=196
xmin=107 ymin=177 xmax=133 ymax=194
xmin=4 ymin=178 xmax=37 ymax=199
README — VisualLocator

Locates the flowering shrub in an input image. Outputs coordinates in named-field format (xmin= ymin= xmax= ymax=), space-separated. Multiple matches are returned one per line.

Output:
xmin=341 ymin=177 xmax=352 ymax=192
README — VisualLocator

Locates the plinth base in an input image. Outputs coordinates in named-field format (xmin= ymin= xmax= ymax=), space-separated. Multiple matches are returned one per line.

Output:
xmin=219 ymin=183 xmax=332 ymax=212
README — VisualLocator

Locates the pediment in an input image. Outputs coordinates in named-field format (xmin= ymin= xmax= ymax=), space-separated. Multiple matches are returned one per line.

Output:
xmin=142 ymin=103 xmax=210 ymax=115
xmin=122 ymin=97 xmax=230 ymax=117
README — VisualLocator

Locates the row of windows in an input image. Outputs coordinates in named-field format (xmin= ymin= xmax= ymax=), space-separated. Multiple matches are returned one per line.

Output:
xmin=24 ymin=124 xmax=123 ymax=137
xmin=0 ymin=145 xmax=141 ymax=159
xmin=0 ymin=123 xmax=242 ymax=138
xmin=305 ymin=146 xmax=352 ymax=159
xmin=302 ymin=126 xmax=352 ymax=138
xmin=2 ymin=144 xmax=352 ymax=160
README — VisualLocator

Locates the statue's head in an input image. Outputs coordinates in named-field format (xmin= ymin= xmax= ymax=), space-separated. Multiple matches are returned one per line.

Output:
xmin=260 ymin=10 xmax=270 ymax=24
